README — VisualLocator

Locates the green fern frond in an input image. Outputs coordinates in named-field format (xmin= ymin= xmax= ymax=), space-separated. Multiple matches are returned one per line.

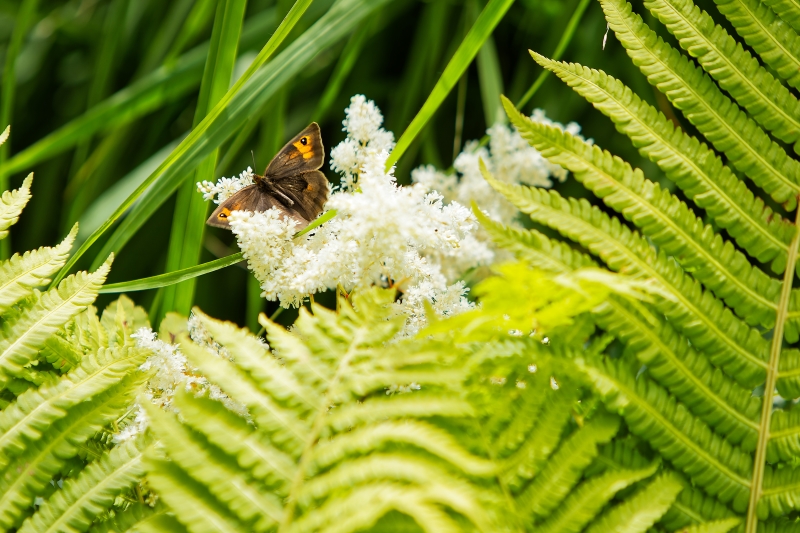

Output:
xmin=100 ymin=295 xmax=149 ymax=349
xmin=0 ymin=224 xmax=77 ymax=314
xmin=87 ymin=504 xmax=163 ymax=533
xmin=16 ymin=435 xmax=149 ymax=533
xmin=678 ymin=518 xmax=742 ymax=533
xmin=535 ymin=463 xmax=660 ymax=533
xmin=600 ymin=0 xmax=800 ymax=208
xmin=645 ymin=0 xmax=800 ymax=146
xmin=0 ymin=345 xmax=149 ymax=466
xmin=659 ymin=474 xmax=739 ymax=530
xmin=481 ymin=167 xmax=770 ymax=388
xmin=712 ymin=0 xmax=800 ymax=91
xmin=142 ymin=398 xmax=284 ymax=530
xmin=499 ymin=103 xmax=781 ymax=326
xmin=527 ymin=54 xmax=794 ymax=271
xmin=146 ymin=290 xmax=497 ymax=532
xmin=581 ymin=356 xmax=752 ymax=511
xmin=515 ymin=412 xmax=621 ymax=520
xmin=0 ymin=173 xmax=32 ymax=239
xmin=0 ymin=373 xmax=146 ymax=530
xmin=584 ymin=472 xmax=684 ymax=533
xmin=762 ymin=0 xmax=800 ymax=32
xmin=0 ymin=256 xmax=112 ymax=385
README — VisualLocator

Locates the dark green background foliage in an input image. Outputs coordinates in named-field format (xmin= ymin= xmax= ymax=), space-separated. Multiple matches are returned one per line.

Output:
xmin=0 ymin=0 xmax=675 ymax=329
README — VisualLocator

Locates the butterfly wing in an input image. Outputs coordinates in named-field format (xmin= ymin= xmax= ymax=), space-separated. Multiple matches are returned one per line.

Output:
xmin=272 ymin=170 xmax=330 ymax=222
xmin=206 ymin=185 xmax=311 ymax=230
xmin=264 ymin=122 xmax=324 ymax=179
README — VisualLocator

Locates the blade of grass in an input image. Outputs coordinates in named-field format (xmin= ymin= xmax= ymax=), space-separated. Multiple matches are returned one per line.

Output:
xmin=0 ymin=0 xmax=39 ymax=258
xmin=387 ymin=0 xmax=451 ymax=135
xmin=476 ymin=24 xmax=504 ymax=126
xmin=76 ymin=0 xmax=390 ymax=280
xmin=516 ymin=0 xmax=590 ymax=110
xmin=386 ymin=0 xmax=514 ymax=171
xmin=163 ymin=0 xmax=248 ymax=317
xmin=100 ymin=253 xmax=245 ymax=293
xmin=68 ymin=0 xmax=128 ymax=182
xmin=313 ymin=16 xmax=372 ymax=121
xmin=0 ymin=8 xmax=278 ymax=178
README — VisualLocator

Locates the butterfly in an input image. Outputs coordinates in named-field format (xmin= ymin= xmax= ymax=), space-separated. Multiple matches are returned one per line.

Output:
xmin=207 ymin=122 xmax=329 ymax=231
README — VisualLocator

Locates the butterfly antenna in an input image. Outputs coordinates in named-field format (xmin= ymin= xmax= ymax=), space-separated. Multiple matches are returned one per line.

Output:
xmin=251 ymin=150 xmax=257 ymax=171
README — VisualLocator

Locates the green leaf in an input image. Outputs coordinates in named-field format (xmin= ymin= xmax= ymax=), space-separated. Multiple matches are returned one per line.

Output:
xmin=0 ymin=258 xmax=112 ymax=385
xmin=386 ymin=0 xmax=515 ymax=170
xmin=0 ymin=173 xmax=32 ymax=239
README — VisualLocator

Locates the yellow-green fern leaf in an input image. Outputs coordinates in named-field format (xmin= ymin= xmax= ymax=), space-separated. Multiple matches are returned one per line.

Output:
xmin=646 ymin=0 xmax=800 ymax=146
xmin=0 ymin=224 xmax=77 ymax=314
xmin=712 ymin=0 xmax=800 ymax=91
xmin=0 ymin=256 xmax=112 ymax=385
xmin=0 ymin=373 xmax=146 ymax=530
xmin=0 ymin=173 xmax=32 ymax=239
xmin=762 ymin=0 xmax=800 ymax=32
xmin=499 ymin=102 xmax=781 ymax=327
xmin=601 ymin=0 xmax=800 ymax=208
xmin=16 ymin=435 xmax=149 ymax=533
xmin=528 ymin=54 xmax=794 ymax=272
xmin=0 ymin=345 xmax=148 ymax=466
xmin=481 ymin=166 xmax=769 ymax=388
xmin=586 ymin=474 xmax=683 ymax=533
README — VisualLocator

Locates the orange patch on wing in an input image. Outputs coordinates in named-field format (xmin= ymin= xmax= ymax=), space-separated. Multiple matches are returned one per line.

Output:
xmin=306 ymin=183 xmax=315 ymax=191
xmin=293 ymin=140 xmax=313 ymax=154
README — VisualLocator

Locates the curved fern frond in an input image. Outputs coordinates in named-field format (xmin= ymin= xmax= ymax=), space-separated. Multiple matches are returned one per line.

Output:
xmin=645 ymin=0 xmax=800 ymax=146
xmin=762 ymin=0 xmax=800 ymax=32
xmin=528 ymin=54 xmax=794 ymax=271
xmin=16 ymin=435 xmax=149 ymax=533
xmin=87 ymin=504 xmax=164 ymax=533
xmin=0 ymin=373 xmax=146 ymax=530
xmin=0 ymin=173 xmax=32 ymax=239
xmin=712 ymin=0 xmax=800 ymax=91
xmin=146 ymin=291 xmax=496 ymax=533
xmin=583 ymin=472 xmax=684 ymax=533
xmin=600 ymin=0 xmax=800 ymax=208
xmin=481 ymin=167 xmax=770 ymax=388
xmin=0 ymin=345 xmax=148 ymax=466
xmin=0 ymin=256 xmax=112 ymax=385
xmin=581 ymin=355 xmax=753 ymax=510
xmin=0 ymin=224 xmax=77 ymax=314
xmin=500 ymin=99 xmax=781 ymax=327
xmin=478 ymin=210 xmax=761 ymax=448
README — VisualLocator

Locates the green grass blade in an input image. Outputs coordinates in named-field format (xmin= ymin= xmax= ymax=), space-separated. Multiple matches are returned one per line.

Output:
xmin=516 ymin=0 xmax=591 ymax=110
xmin=0 ymin=0 xmax=38 ymax=259
xmin=473 ymin=0 xmax=505 ymax=127
xmin=77 ymin=0 xmax=388 ymax=278
xmin=0 ymin=10 xmax=278 ymax=179
xmin=314 ymin=17 xmax=372 ymax=121
xmin=385 ymin=0 xmax=514 ymax=171
xmin=163 ymin=0 xmax=248 ymax=317
xmin=99 ymin=253 xmax=244 ymax=294
xmin=53 ymin=0 xmax=323 ymax=284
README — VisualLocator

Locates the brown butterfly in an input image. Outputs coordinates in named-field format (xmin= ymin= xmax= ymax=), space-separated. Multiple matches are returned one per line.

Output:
xmin=207 ymin=122 xmax=329 ymax=231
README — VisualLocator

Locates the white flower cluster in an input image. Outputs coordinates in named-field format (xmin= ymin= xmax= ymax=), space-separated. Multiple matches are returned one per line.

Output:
xmin=201 ymin=95 xmax=492 ymax=335
xmin=329 ymin=94 xmax=395 ymax=189
xmin=197 ymin=166 xmax=255 ymax=204
xmin=115 ymin=324 xmax=250 ymax=442
xmin=412 ymin=110 xmax=585 ymax=227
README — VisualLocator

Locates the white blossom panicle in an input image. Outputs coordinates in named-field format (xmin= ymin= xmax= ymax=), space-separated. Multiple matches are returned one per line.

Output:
xmin=329 ymin=95 xmax=395 ymax=189
xmin=117 ymin=326 xmax=250 ymax=442
xmin=412 ymin=111 xmax=587 ymax=227
xmin=197 ymin=166 xmax=255 ymax=204
xmin=198 ymin=95 xmax=492 ymax=335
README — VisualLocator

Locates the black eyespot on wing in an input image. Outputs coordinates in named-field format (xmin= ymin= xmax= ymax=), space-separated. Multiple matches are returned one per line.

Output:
xmin=219 ymin=213 xmax=227 ymax=218
xmin=300 ymin=137 xmax=308 ymax=146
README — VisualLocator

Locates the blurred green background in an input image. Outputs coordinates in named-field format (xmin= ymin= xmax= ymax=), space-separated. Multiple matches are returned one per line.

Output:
xmin=0 ymin=0 xmax=663 ymax=330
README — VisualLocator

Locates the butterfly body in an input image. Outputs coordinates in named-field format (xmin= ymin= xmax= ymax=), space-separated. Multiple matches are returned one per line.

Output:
xmin=207 ymin=122 xmax=329 ymax=230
